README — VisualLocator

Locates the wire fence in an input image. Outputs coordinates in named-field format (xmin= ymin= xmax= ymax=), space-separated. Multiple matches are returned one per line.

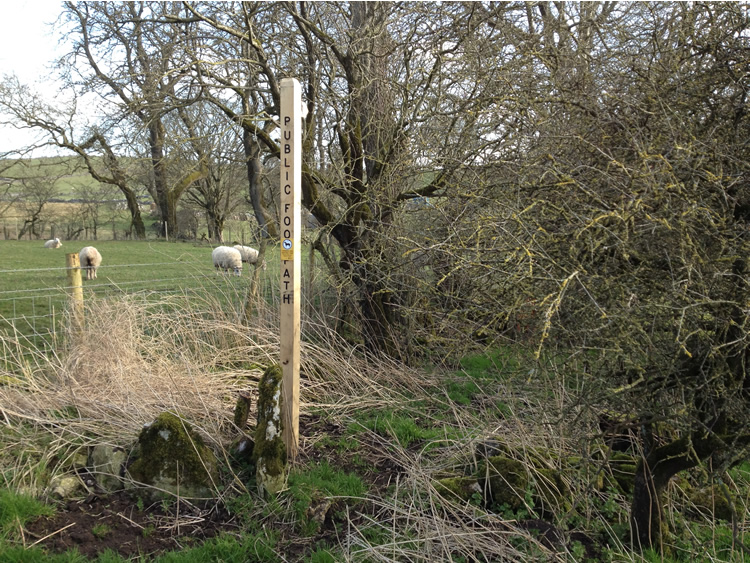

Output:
xmin=0 ymin=263 xmax=262 ymax=349
xmin=0 ymin=262 xmax=343 ymax=353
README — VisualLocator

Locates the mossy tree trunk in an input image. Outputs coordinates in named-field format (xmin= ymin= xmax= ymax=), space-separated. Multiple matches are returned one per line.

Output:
xmin=630 ymin=437 xmax=698 ymax=550
xmin=631 ymin=287 xmax=749 ymax=551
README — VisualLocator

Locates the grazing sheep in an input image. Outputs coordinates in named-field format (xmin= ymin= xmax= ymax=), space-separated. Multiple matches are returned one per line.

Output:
xmin=79 ymin=246 xmax=102 ymax=280
xmin=233 ymin=245 xmax=267 ymax=270
xmin=43 ymin=237 xmax=62 ymax=249
xmin=212 ymin=246 xmax=243 ymax=276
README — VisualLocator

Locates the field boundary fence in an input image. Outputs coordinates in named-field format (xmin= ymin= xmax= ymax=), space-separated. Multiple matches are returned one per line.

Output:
xmin=0 ymin=259 xmax=343 ymax=352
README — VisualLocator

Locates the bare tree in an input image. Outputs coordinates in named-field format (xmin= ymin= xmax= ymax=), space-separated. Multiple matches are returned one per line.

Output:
xmin=181 ymin=1 xmax=284 ymax=240
xmin=15 ymin=176 xmax=59 ymax=240
xmin=62 ymin=1 xmax=205 ymax=239
xmin=0 ymin=75 xmax=149 ymax=238
xmin=178 ymin=2 xmax=516 ymax=356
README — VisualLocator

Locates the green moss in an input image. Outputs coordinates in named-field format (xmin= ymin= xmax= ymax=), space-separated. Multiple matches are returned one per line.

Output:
xmin=534 ymin=467 xmax=571 ymax=512
xmin=127 ymin=411 xmax=219 ymax=500
xmin=351 ymin=202 xmax=372 ymax=223
xmin=233 ymin=392 xmax=252 ymax=430
xmin=477 ymin=456 xmax=528 ymax=510
xmin=606 ymin=453 xmax=637 ymax=494
xmin=434 ymin=476 xmax=482 ymax=503
xmin=689 ymin=485 xmax=736 ymax=521
xmin=0 ymin=375 xmax=24 ymax=386
xmin=253 ymin=364 xmax=287 ymax=495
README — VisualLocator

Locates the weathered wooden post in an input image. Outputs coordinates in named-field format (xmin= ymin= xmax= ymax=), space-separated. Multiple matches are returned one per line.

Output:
xmin=66 ymin=253 xmax=84 ymax=333
xmin=280 ymin=77 xmax=302 ymax=461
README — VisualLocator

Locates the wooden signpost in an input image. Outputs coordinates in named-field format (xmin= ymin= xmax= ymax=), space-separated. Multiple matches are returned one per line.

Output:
xmin=280 ymin=78 xmax=301 ymax=461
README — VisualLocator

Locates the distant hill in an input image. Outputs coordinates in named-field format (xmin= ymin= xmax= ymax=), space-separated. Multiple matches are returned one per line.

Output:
xmin=0 ymin=155 xmax=145 ymax=201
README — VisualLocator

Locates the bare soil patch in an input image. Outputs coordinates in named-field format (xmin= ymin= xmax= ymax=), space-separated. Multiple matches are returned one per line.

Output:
xmin=25 ymin=491 xmax=237 ymax=560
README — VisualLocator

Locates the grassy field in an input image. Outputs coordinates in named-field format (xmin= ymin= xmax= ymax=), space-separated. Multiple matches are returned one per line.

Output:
xmin=0 ymin=240 xmax=284 ymax=348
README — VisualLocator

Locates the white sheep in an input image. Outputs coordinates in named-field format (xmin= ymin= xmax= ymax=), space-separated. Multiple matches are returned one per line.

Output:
xmin=233 ymin=245 xmax=267 ymax=270
xmin=43 ymin=237 xmax=62 ymax=249
xmin=212 ymin=246 xmax=243 ymax=276
xmin=79 ymin=246 xmax=102 ymax=280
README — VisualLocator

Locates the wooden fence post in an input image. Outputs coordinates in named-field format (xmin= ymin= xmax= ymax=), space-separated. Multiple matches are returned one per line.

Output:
xmin=66 ymin=253 xmax=84 ymax=333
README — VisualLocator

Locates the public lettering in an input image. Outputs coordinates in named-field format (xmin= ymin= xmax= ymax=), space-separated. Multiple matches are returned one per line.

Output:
xmin=284 ymin=158 xmax=290 ymax=167
xmin=284 ymin=143 xmax=291 ymax=154
xmin=284 ymin=184 xmax=291 ymax=195
xmin=284 ymin=130 xmax=291 ymax=140
xmin=284 ymin=116 xmax=291 ymax=126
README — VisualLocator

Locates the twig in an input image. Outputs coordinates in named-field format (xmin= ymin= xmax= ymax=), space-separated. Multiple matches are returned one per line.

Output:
xmin=116 ymin=511 xmax=144 ymax=529
xmin=28 ymin=522 xmax=76 ymax=548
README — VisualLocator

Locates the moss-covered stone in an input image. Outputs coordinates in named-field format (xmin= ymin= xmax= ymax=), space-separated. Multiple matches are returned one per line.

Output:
xmin=477 ymin=456 xmax=529 ymax=510
xmin=434 ymin=476 xmax=483 ymax=503
xmin=606 ymin=452 xmax=637 ymax=494
xmin=47 ymin=474 xmax=83 ymax=500
xmin=475 ymin=438 xmax=513 ymax=460
xmin=126 ymin=411 xmax=219 ymax=501
xmin=253 ymin=364 xmax=287 ymax=496
xmin=229 ymin=436 xmax=255 ymax=474
xmin=534 ymin=467 xmax=571 ymax=512
xmin=89 ymin=444 xmax=127 ymax=493
xmin=233 ymin=391 xmax=252 ymax=431
xmin=689 ymin=485 xmax=736 ymax=521
xmin=476 ymin=438 xmax=562 ymax=471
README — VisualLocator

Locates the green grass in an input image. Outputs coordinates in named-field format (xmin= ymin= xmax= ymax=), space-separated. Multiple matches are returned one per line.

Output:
xmin=0 ymin=545 xmax=93 ymax=562
xmin=445 ymin=379 xmax=481 ymax=405
xmin=306 ymin=545 xmax=336 ymax=563
xmin=0 ymin=239 xmax=286 ymax=348
xmin=0 ymin=489 xmax=63 ymax=562
xmin=351 ymin=408 xmax=452 ymax=450
xmin=90 ymin=524 xmax=111 ymax=539
xmin=0 ymin=489 xmax=54 ymax=541
xmin=0 ymin=531 xmax=281 ymax=563
xmin=153 ymin=531 xmax=278 ymax=562
xmin=442 ymin=347 xmax=524 ymax=411
xmin=287 ymin=460 xmax=366 ymax=535
xmin=459 ymin=347 xmax=520 ymax=378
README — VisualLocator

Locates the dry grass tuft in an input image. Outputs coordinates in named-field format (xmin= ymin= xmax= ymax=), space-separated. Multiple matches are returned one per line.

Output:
xmin=0 ymin=292 xmax=445 ymax=484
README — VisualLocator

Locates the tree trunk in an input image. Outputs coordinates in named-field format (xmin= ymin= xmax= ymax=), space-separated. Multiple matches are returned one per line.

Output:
xmin=243 ymin=128 xmax=277 ymax=238
xmin=205 ymin=208 xmax=223 ymax=243
xmin=631 ymin=459 xmax=669 ymax=552
xmin=149 ymin=120 xmax=173 ymax=238
xmin=630 ymin=436 xmax=703 ymax=550
xmin=123 ymin=190 xmax=146 ymax=239
xmin=331 ymin=221 xmax=403 ymax=357
xmin=360 ymin=278 xmax=401 ymax=358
